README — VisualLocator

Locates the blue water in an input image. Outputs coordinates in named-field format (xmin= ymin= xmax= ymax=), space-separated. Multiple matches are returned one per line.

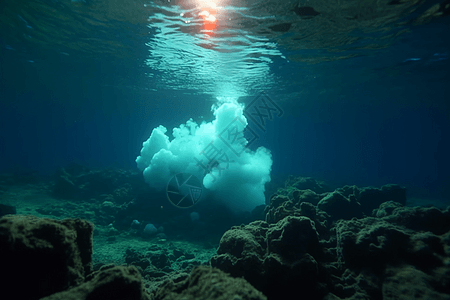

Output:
xmin=0 ymin=0 xmax=449 ymax=203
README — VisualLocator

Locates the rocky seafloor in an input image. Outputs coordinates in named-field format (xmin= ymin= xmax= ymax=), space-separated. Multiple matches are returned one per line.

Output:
xmin=0 ymin=167 xmax=449 ymax=300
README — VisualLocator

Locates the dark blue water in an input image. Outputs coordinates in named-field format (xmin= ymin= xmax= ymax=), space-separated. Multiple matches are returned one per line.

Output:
xmin=0 ymin=0 xmax=449 ymax=203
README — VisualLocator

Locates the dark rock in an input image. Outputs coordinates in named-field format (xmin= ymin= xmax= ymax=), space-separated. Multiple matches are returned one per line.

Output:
xmin=40 ymin=266 xmax=148 ymax=300
xmin=372 ymin=201 xmax=404 ymax=217
xmin=335 ymin=185 xmax=360 ymax=199
xmin=358 ymin=184 xmax=406 ymax=215
xmin=153 ymin=266 xmax=267 ymax=300
xmin=267 ymin=216 xmax=321 ymax=260
xmin=382 ymin=265 xmax=450 ymax=299
xmin=125 ymin=248 xmax=151 ymax=270
xmin=173 ymin=248 xmax=184 ymax=259
xmin=335 ymin=205 xmax=450 ymax=273
xmin=318 ymin=191 xmax=363 ymax=221
xmin=335 ymin=217 xmax=411 ymax=271
xmin=0 ymin=215 xmax=93 ymax=300
xmin=150 ymin=251 xmax=171 ymax=269
xmin=282 ymin=176 xmax=331 ymax=194
xmin=384 ymin=205 xmax=450 ymax=235
xmin=52 ymin=165 xmax=147 ymax=204
xmin=211 ymin=216 xmax=328 ymax=299
xmin=292 ymin=189 xmax=323 ymax=205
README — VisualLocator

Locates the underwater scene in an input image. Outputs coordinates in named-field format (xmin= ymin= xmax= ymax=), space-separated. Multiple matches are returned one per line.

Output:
xmin=0 ymin=0 xmax=449 ymax=299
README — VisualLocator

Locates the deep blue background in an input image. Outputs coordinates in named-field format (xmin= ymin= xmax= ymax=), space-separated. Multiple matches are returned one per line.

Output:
xmin=0 ymin=17 xmax=449 ymax=201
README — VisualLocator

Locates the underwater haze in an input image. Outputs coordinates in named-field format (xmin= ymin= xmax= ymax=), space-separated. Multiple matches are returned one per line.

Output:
xmin=1 ymin=0 xmax=449 ymax=203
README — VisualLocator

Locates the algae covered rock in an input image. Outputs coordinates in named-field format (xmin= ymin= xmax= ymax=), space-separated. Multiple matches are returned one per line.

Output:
xmin=153 ymin=266 xmax=267 ymax=300
xmin=0 ymin=215 xmax=94 ymax=299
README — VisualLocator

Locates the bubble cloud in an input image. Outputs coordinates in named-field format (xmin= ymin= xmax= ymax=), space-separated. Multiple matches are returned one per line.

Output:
xmin=136 ymin=100 xmax=272 ymax=214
